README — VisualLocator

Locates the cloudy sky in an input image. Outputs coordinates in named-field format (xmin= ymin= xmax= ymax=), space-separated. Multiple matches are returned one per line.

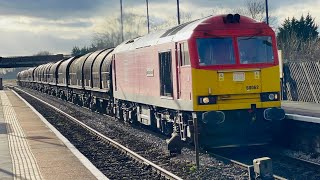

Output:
xmin=0 ymin=0 xmax=319 ymax=57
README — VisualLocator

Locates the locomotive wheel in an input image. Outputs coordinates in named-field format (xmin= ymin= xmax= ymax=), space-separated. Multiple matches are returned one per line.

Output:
xmin=90 ymin=102 xmax=97 ymax=112
xmin=116 ymin=106 xmax=124 ymax=120
xmin=96 ymin=100 xmax=103 ymax=113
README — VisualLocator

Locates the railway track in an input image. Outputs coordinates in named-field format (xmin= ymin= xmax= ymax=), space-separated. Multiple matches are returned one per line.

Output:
xmin=13 ymin=86 xmax=320 ymax=180
xmin=13 ymin=87 xmax=182 ymax=180
xmin=209 ymin=150 xmax=286 ymax=180
xmin=287 ymin=155 xmax=320 ymax=167
xmin=209 ymin=146 xmax=320 ymax=180
xmin=272 ymin=152 xmax=320 ymax=179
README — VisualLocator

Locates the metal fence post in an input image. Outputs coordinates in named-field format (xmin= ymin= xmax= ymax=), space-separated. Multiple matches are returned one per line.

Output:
xmin=0 ymin=78 xmax=3 ymax=90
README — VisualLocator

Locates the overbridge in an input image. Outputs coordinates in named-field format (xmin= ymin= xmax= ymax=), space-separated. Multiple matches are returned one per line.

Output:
xmin=0 ymin=54 xmax=64 ymax=68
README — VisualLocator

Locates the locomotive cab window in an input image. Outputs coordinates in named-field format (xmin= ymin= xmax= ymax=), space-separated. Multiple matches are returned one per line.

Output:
xmin=197 ymin=38 xmax=235 ymax=66
xmin=179 ymin=43 xmax=190 ymax=66
xmin=238 ymin=36 xmax=274 ymax=64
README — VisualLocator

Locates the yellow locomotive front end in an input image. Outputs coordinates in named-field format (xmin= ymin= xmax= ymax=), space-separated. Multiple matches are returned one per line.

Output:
xmin=188 ymin=15 xmax=285 ymax=147
xmin=192 ymin=66 xmax=281 ymax=112
xmin=192 ymin=66 xmax=284 ymax=147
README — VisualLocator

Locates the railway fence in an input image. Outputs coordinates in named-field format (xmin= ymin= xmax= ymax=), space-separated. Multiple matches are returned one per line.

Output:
xmin=282 ymin=61 xmax=320 ymax=103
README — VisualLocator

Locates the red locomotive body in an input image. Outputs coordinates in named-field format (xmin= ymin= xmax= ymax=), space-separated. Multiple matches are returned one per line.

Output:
xmin=112 ymin=14 xmax=284 ymax=150
xmin=17 ymin=14 xmax=285 ymax=153
xmin=113 ymin=28 xmax=193 ymax=111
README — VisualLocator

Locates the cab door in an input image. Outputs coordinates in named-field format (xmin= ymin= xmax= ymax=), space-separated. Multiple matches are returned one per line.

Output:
xmin=176 ymin=43 xmax=182 ymax=99
xmin=159 ymin=50 xmax=173 ymax=97
xmin=177 ymin=42 xmax=191 ymax=100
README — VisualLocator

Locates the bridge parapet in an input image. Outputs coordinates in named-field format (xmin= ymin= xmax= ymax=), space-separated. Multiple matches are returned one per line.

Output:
xmin=0 ymin=54 xmax=64 ymax=68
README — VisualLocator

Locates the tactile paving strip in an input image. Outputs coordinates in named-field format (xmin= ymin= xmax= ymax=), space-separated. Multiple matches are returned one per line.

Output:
xmin=1 ymin=91 xmax=42 ymax=180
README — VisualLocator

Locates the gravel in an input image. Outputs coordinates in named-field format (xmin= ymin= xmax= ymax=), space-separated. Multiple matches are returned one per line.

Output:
xmin=271 ymin=153 xmax=320 ymax=179
xmin=18 ymin=91 xmax=159 ymax=180
xmin=210 ymin=145 xmax=320 ymax=179
xmin=16 ymin=87 xmax=248 ymax=179
xmin=280 ymin=148 xmax=320 ymax=165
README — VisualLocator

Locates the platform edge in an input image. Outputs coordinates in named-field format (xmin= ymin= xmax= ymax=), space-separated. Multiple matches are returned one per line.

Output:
xmin=11 ymin=89 xmax=109 ymax=180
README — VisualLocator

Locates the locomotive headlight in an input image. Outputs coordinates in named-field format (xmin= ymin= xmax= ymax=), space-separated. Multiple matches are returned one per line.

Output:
xmin=198 ymin=96 xmax=217 ymax=105
xmin=202 ymin=97 xmax=210 ymax=104
xmin=268 ymin=94 xmax=275 ymax=100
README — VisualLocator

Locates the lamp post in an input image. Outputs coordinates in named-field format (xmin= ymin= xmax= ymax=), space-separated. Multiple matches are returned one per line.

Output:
xmin=146 ymin=0 xmax=150 ymax=33
xmin=120 ymin=0 xmax=124 ymax=41
xmin=177 ymin=0 xmax=180 ymax=25
xmin=265 ymin=0 xmax=269 ymax=25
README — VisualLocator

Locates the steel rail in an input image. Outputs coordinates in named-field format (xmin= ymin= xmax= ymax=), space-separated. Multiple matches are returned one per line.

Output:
xmin=14 ymin=87 xmax=183 ymax=180
xmin=209 ymin=152 xmax=287 ymax=180
xmin=284 ymin=154 xmax=320 ymax=167
xmin=271 ymin=147 xmax=320 ymax=167
xmin=286 ymin=113 xmax=320 ymax=124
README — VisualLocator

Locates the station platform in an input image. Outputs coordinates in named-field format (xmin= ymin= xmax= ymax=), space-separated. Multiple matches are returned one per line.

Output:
xmin=0 ymin=90 xmax=107 ymax=180
xmin=282 ymin=100 xmax=320 ymax=118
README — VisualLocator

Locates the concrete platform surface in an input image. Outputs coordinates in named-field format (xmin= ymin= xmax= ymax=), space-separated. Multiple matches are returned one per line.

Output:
xmin=0 ymin=90 xmax=107 ymax=180
xmin=282 ymin=100 xmax=320 ymax=118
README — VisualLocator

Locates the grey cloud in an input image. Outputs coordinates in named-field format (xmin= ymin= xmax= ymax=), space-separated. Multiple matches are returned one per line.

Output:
xmin=267 ymin=0 xmax=314 ymax=10
xmin=0 ymin=0 xmax=315 ymax=57
xmin=56 ymin=21 xmax=92 ymax=28
xmin=29 ymin=20 xmax=93 ymax=28
xmin=0 ymin=0 xmax=120 ymax=19
xmin=0 ymin=0 xmax=310 ymax=20
xmin=0 ymin=0 xmax=263 ymax=19
xmin=0 ymin=30 xmax=91 ymax=56
xmin=0 ymin=0 xmax=245 ymax=19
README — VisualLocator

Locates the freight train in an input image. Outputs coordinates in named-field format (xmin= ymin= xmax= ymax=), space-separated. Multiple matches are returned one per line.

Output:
xmin=17 ymin=14 xmax=285 ymax=153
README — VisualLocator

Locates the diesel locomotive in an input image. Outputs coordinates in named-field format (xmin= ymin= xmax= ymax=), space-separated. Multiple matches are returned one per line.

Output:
xmin=17 ymin=14 xmax=285 ymax=153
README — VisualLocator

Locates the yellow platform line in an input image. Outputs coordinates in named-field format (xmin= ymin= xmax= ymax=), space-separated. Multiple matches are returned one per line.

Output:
xmin=1 ymin=91 xmax=42 ymax=180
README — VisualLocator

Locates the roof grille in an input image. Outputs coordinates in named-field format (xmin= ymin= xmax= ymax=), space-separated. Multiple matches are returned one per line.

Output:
xmin=160 ymin=20 xmax=195 ymax=38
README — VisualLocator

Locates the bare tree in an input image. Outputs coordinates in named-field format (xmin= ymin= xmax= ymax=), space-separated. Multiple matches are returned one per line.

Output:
xmin=180 ymin=12 xmax=193 ymax=23
xmin=150 ymin=11 xmax=193 ymax=32
xmin=34 ymin=51 xmax=51 ymax=56
xmin=245 ymin=0 xmax=265 ymax=21
xmin=278 ymin=32 xmax=300 ymax=62
xmin=92 ymin=10 xmax=147 ymax=49
xmin=278 ymin=31 xmax=320 ymax=62
xmin=76 ymin=9 xmax=194 ymax=53
xmin=206 ymin=2 xmax=266 ymax=22
xmin=93 ymin=9 xmax=195 ymax=49
xmin=235 ymin=1 xmax=277 ymax=29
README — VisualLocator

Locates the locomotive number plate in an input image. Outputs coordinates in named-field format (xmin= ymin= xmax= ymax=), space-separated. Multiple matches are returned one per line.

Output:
xmin=233 ymin=72 xmax=245 ymax=81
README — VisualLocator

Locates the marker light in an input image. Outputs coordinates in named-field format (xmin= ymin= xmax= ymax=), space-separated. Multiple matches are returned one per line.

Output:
xmin=203 ymin=97 xmax=210 ymax=104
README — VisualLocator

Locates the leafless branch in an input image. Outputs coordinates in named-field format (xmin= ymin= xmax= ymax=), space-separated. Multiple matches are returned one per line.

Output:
xmin=245 ymin=0 xmax=265 ymax=21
